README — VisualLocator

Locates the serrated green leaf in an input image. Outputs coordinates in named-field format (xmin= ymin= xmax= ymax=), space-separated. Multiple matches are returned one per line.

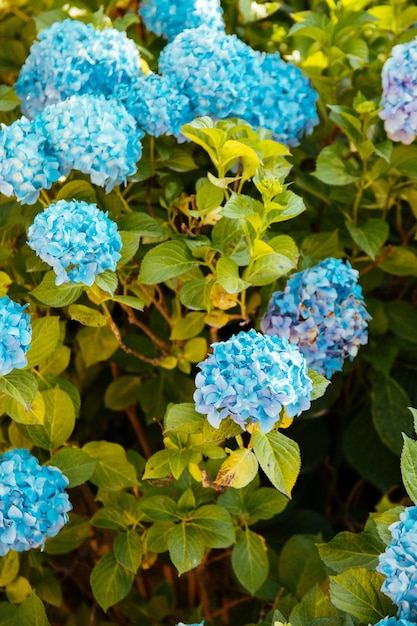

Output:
xmin=114 ymin=531 xmax=143 ymax=573
xmin=245 ymin=488 xmax=288 ymax=524
xmin=83 ymin=441 xmax=138 ymax=490
xmin=12 ymin=592 xmax=50 ymax=626
xmin=188 ymin=505 xmax=234 ymax=548
xmin=139 ymin=496 xmax=178 ymax=521
xmin=146 ymin=521 xmax=175 ymax=553
xmin=170 ymin=312 xmax=206 ymax=340
xmin=215 ymin=448 xmax=259 ymax=489
xmin=314 ymin=146 xmax=359 ymax=186
xmin=345 ymin=219 xmax=389 ymax=260
xmin=253 ymin=430 xmax=301 ymax=497
xmin=26 ymin=386 xmax=75 ymax=450
xmin=385 ymin=301 xmax=417 ymax=343
xmin=55 ymin=180 xmax=97 ymax=204
xmin=47 ymin=448 xmax=97 ymax=488
xmin=244 ymin=253 xmax=294 ymax=286
xmin=31 ymin=568 xmax=62 ymax=608
xmin=165 ymin=403 xmax=204 ymax=434
xmin=318 ymin=530 xmax=385 ymax=573
xmin=179 ymin=278 xmax=215 ymax=311
xmin=94 ymin=270 xmax=118 ymax=295
xmin=216 ymin=257 xmax=251 ymax=294
xmin=25 ymin=317 xmax=60 ymax=369
xmin=379 ymin=246 xmax=417 ymax=276
xmin=0 ymin=371 xmax=38 ymax=410
xmin=289 ymin=585 xmax=341 ymax=626
xmin=6 ymin=576 xmax=32 ymax=605
xmin=0 ymin=551 xmax=19 ymax=586
xmin=44 ymin=514 xmax=90 ymax=555
xmin=118 ymin=213 xmax=164 ymax=238
xmin=231 ymin=529 xmax=268 ymax=595
xmin=111 ymin=295 xmax=144 ymax=311
xmin=371 ymin=372 xmax=413 ymax=455
xmin=401 ymin=434 xmax=417 ymax=503
xmin=77 ymin=326 xmax=118 ymax=368
xmin=30 ymin=272 xmax=83 ymax=307
xmin=142 ymin=449 xmax=171 ymax=479
xmin=168 ymin=523 xmax=205 ymax=575
xmin=309 ymin=370 xmax=330 ymax=401
xmin=68 ymin=304 xmax=107 ymax=327
xmin=279 ymin=535 xmax=327 ymax=600
xmin=138 ymin=241 xmax=198 ymax=284
xmin=90 ymin=551 xmax=134 ymax=612
xmin=104 ymin=376 xmax=141 ymax=411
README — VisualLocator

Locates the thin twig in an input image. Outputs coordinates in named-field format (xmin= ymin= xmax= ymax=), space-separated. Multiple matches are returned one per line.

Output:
xmin=106 ymin=314 xmax=163 ymax=365
xmin=359 ymin=245 xmax=393 ymax=276
xmin=125 ymin=407 xmax=152 ymax=459
xmin=120 ymin=303 xmax=171 ymax=351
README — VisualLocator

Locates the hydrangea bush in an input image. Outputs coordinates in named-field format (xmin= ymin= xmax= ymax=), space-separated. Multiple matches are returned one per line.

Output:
xmin=0 ymin=1 xmax=416 ymax=625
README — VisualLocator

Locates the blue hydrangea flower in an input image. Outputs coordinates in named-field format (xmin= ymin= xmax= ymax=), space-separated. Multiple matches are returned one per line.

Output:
xmin=374 ymin=619 xmax=416 ymax=626
xmin=0 ymin=448 xmax=71 ymax=556
xmin=176 ymin=622 xmax=204 ymax=626
xmin=194 ymin=329 xmax=312 ymax=433
xmin=15 ymin=19 xmax=143 ymax=119
xmin=27 ymin=200 xmax=122 ymax=286
xmin=261 ymin=258 xmax=370 ymax=379
xmin=0 ymin=296 xmax=32 ymax=376
xmin=377 ymin=505 xmax=417 ymax=621
xmin=245 ymin=53 xmax=319 ymax=147
xmin=379 ymin=39 xmax=417 ymax=144
xmin=116 ymin=73 xmax=193 ymax=137
xmin=139 ymin=0 xmax=224 ymax=40
xmin=0 ymin=117 xmax=61 ymax=205
xmin=33 ymin=95 xmax=143 ymax=191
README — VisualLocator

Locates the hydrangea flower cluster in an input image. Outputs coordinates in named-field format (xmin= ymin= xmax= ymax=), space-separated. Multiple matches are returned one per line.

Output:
xmin=377 ymin=505 xmax=417 ymax=622
xmin=374 ymin=619 xmax=416 ymax=626
xmin=118 ymin=73 xmax=193 ymax=137
xmin=27 ymin=200 xmax=122 ymax=286
xmin=0 ymin=448 xmax=71 ymax=556
xmin=261 ymin=258 xmax=370 ymax=379
xmin=194 ymin=329 xmax=312 ymax=433
xmin=15 ymin=19 xmax=143 ymax=119
xmin=0 ymin=117 xmax=61 ymax=205
xmin=176 ymin=622 xmax=204 ymax=626
xmin=379 ymin=38 xmax=417 ymax=144
xmin=34 ymin=95 xmax=143 ymax=192
xmin=139 ymin=0 xmax=224 ymax=40
xmin=0 ymin=296 xmax=32 ymax=376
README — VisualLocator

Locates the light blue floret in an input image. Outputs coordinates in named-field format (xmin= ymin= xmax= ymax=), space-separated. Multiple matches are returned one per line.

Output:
xmin=261 ymin=258 xmax=370 ymax=379
xmin=374 ymin=619 xmax=416 ymax=626
xmin=27 ymin=199 xmax=122 ymax=286
xmin=194 ymin=329 xmax=312 ymax=433
xmin=0 ymin=117 xmax=61 ymax=205
xmin=0 ymin=296 xmax=32 ymax=377
xmin=176 ymin=622 xmax=204 ymax=626
xmin=379 ymin=38 xmax=417 ymax=144
xmin=33 ymin=94 xmax=143 ymax=192
xmin=0 ymin=448 xmax=71 ymax=556
xmin=15 ymin=19 xmax=143 ymax=119
xmin=377 ymin=505 xmax=417 ymax=622
xmin=139 ymin=0 xmax=224 ymax=40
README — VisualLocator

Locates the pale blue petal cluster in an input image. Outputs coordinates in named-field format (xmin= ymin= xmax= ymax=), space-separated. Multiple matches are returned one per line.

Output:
xmin=176 ymin=622 xmax=204 ymax=626
xmin=194 ymin=329 xmax=312 ymax=433
xmin=34 ymin=95 xmax=143 ymax=192
xmin=139 ymin=0 xmax=224 ymax=40
xmin=377 ymin=505 xmax=417 ymax=622
xmin=27 ymin=200 xmax=122 ymax=286
xmin=117 ymin=73 xmax=193 ymax=137
xmin=0 ymin=117 xmax=60 ymax=205
xmin=374 ymin=619 xmax=416 ymax=626
xmin=0 ymin=296 xmax=32 ymax=376
xmin=261 ymin=258 xmax=370 ymax=379
xmin=0 ymin=448 xmax=71 ymax=556
xmin=379 ymin=39 xmax=417 ymax=144
xmin=158 ymin=25 xmax=318 ymax=145
xmin=15 ymin=19 xmax=143 ymax=119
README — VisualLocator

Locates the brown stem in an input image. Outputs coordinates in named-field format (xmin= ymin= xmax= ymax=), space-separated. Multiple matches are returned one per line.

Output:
xmin=120 ymin=304 xmax=171 ymax=351
xmin=107 ymin=315 xmax=163 ymax=365
xmin=359 ymin=245 xmax=393 ymax=276
xmin=125 ymin=406 xmax=152 ymax=459
xmin=140 ymin=285 xmax=174 ymax=328
xmin=211 ymin=595 xmax=252 ymax=619
xmin=195 ymin=555 xmax=213 ymax=621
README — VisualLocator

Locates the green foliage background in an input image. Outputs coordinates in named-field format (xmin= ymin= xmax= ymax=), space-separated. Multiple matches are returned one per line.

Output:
xmin=1 ymin=0 xmax=417 ymax=625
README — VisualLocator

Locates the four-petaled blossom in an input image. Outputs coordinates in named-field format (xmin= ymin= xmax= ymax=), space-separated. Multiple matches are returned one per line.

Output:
xmin=33 ymin=95 xmax=143 ymax=192
xmin=379 ymin=38 xmax=417 ymax=144
xmin=27 ymin=200 xmax=122 ymax=286
xmin=0 ymin=117 xmax=61 ymax=205
xmin=0 ymin=448 xmax=72 ymax=556
xmin=261 ymin=258 xmax=370 ymax=379
xmin=377 ymin=505 xmax=417 ymax=622
xmin=0 ymin=296 xmax=32 ymax=376
xmin=139 ymin=0 xmax=224 ymax=40
xmin=194 ymin=329 xmax=312 ymax=434
xmin=15 ymin=19 xmax=143 ymax=118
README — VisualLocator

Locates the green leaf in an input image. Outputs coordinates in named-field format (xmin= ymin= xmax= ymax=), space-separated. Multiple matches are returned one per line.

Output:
xmin=196 ymin=181 xmax=224 ymax=214
xmin=390 ymin=145 xmax=417 ymax=179
xmin=318 ymin=531 xmax=385 ymax=573
xmin=179 ymin=278 xmax=214 ymax=311
xmin=379 ymin=246 xmax=417 ymax=276
xmin=83 ymin=441 xmax=139 ymax=490
xmin=309 ymin=370 xmax=330 ymax=401
xmin=216 ymin=257 xmax=251 ymax=294
xmin=104 ymin=376 xmax=141 ymax=410
xmin=68 ymin=304 xmax=107 ymax=327
xmin=146 ymin=521 xmax=175 ymax=553
xmin=118 ymin=213 xmax=164 ymax=239
xmin=111 ymin=295 xmax=144 ymax=311
xmin=244 ymin=253 xmax=294 ymax=286
xmin=279 ymin=535 xmax=327 ymax=599
xmin=411 ymin=406 xmax=417 ymax=435
xmin=47 ymin=448 xmax=97 ymax=488
xmin=165 ymin=403 xmax=204 ymax=434
xmin=168 ymin=523 xmax=205 ymax=575
xmin=385 ymin=301 xmax=417 ymax=343
xmin=371 ymin=372 xmax=414 ymax=455
xmin=0 ymin=602 xmax=17 ymax=625
xmin=301 ymin=231 xmax=340 ymax=264
xmin=31 ymin=568 xmax=62 ymax=608
xmin=30 ymin=272 xmax=83 ymax=307
xmin=6 ymin=576 xmax=32 ymax=605
xmin=94 ymin=270 xmax=118 ymax=296
xmin=314 ymin=146 xmax=359 ymax=186
xmin=0 ymin=86 xmax=20 ymax=112
xmin=25 ymin=317 xmax=60 ymax=369
xmin=138 ymin=241 xmax=198 ymax=284
xmin=231 ymin=529 xmax=268 ymax=595
xmin=0 ymin=551 xmax=19 ymax=586
xmin=77 ymin=326 xmax=118 ymax=367
xmin=90 ymin=551 xmax=134 ymax=612
xmin=401 ymin=434 xmax=417 ymax=503
xmin=13 ymin=592 xmax=50 ymax=626
xmin=253 ymin=430 xmax=301 ymax=497
xmin=142 ymin=449 xmax=171 ymax=479
xmin=329 ymin=569 xmax=396 ymax=623
xmin=345 ymin=219 xmax=389 ymax=260
xmin=170 ymin=312 xmax=206 ymax=340
xmin=188 ymin=505 xmax=234 ymax=549
xmin=117 ymin=231 xmax=140 ymax=267
xmin=371 ymin=507 xmax=404 ymax=545
xmin=26 ymin=386 xmax=76 ymax=450
xmin=289 ymin=585 xmax=341 ymax=626
xmin=114 ymin=531 xmax=143 ymax=574
xmin=0 ymin=371 xmax=38 ymax=410
xmin=222 ymin=193 xmax=262 ymax=219
xmin=215 ymin=448 xmax=259 ymax=488
xmin=44 ymin=514 xmax=90 ymax=555
xmin=4 ymin=392 xmax=45 ymax=426
xmin=139 ymin=496 xmax=178 ymax=522
xmin=268 ymin=235 xmax=299 ymax=265
xmin=245 ymin=488 xmax=288 ymax=523
xmin=55 ymin=180 xmax=97 ymax=204
xmin=202 ymin=417 xmax=243 ymax=442
xmin=168 ymin=448 xmax=193 ymax=479
xmin=38 ymin=346 xmax=71 ymax=377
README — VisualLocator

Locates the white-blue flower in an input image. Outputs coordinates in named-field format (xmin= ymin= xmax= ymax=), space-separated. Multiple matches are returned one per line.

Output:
xmin=0 ymin=296 xmax=32 ymax=376
xmin=139 ymin=0 xmax=224 ymax=40
xmin=194 ymin=329 xmax=312 ymax=433
xmin=0 ymin=448 xmax=72 ymax=556
xmin=27 ymin=199 xmax=122 ymax=286
xmin=33 ymin=95 xmax=143 ymax=192
xmin=261 ymin=258 xmax=370 ymax=378
xmin=15 ymin=19 xmax=143 ymax=119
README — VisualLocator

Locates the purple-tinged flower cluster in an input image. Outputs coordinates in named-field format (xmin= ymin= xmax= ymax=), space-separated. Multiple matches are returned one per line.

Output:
xmin=139 ymin=0 xmax=224 ymax=40
xmin=379 ymin=38 xmax=417 ymax=144
xmin=377 ymin=505 xmax=417 ymax=622
xmin=261 ymin=258 xmax=370 ymax=378
xmin=0 ymin=296 xmax=32 ymax=376
xmin=0 ymin=117 xmax=60 ymax=205
xmin=34 ymin=95 xmax=143 ymax=192
xmin=15 ymin=19 xmax=143 ymax=119
xmin=27 ymin=200 xmax=122 ymax=286
xmin=194 ymin=329 xmax=312 ymax=433
xmin=0 ymin=448 xmax=71 ymax=556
